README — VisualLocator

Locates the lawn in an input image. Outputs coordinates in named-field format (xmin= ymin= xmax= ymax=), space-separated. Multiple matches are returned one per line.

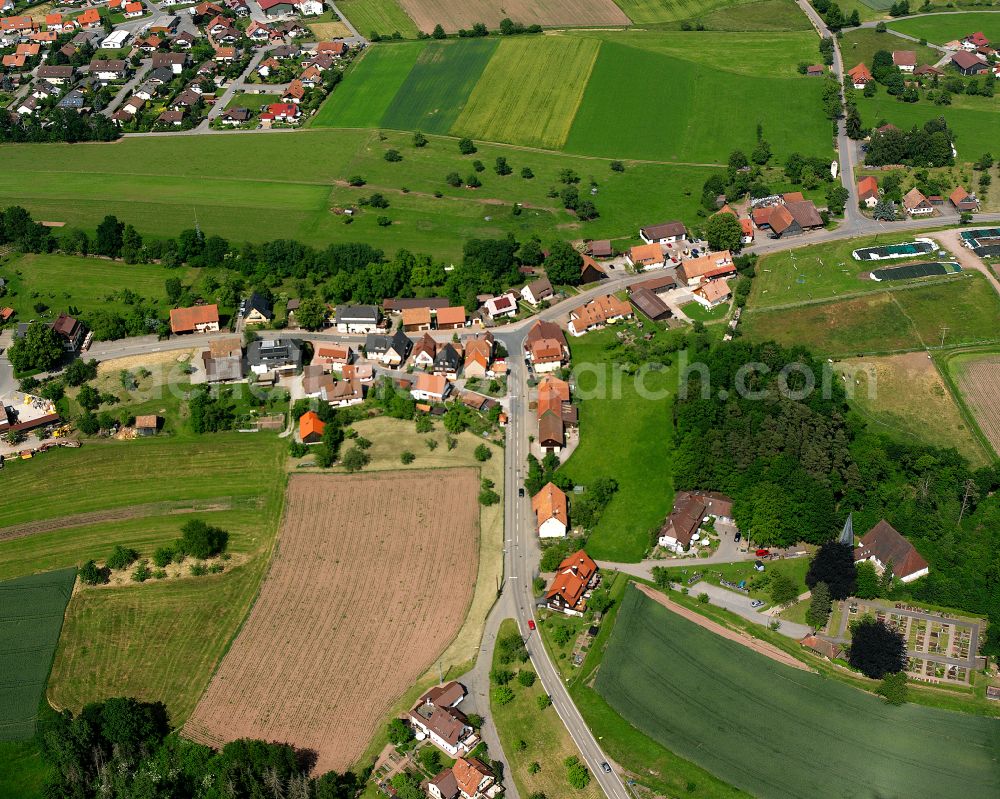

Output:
xmin=855 ymin=92 xmax=1000 ymax=164
xmin=382 ymin=38 xmax=497 ymax=135
xmin=695 ymin=0 xmax=811 ymax=30
xmin=836 ymin=352 xmax=992 ymax=466
xmin=840 ymin=27 xmax=940 ymax=71
xmin=0 ymin=569 xmax=76 ymax=741
xmin=452 ymin=36 xmax=600 ymax=150
xmin=655 ymin=556 xmax=811 ymax=605
xmin=0 ymin=252 xmax=189 ymax=322
xmin=561 ymin=325 xmax=675 ymax=562
xmin=226 ymin=92 xmax=280 ymax=111
xmin=491 ymin=619 xmax=603 ymax=799
xmin=0 ymin=739 xmax=50 ymax=799
xmin=312 ymin=43 xmax=424 ymax=128
xmin=336 ymin=0 xmax=420 ymax=38
xmin=742 ymin=274 xmax=1000 ymax=357
xmin=888 ymin=12 xmax=1000 ymax=46
xmin=564 ymin=36 xmax=831 ymax=163
xmin=594 ymin=585 xmax=1000 ymax=799
xmin=681 ymin=300 xmax=729 ymax=322
xmin=748 ymin=232 xmax=953 ymax=310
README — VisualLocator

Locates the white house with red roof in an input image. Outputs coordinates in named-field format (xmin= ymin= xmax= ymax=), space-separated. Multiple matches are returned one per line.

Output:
xmin=545 ymin=550 xmax=599 ymax=616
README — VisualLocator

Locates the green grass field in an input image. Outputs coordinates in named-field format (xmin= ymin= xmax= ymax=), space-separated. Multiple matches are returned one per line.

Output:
xmin=561 ymin=326 xmax=675 ymax=562
xmin=0 ymin=739 xmax=50 ymax=798
xmin=452 ymin=37 xmax=600 ymax=150
xmin=0 ymin=436 xmax=287 ymax=726
xmin=655 ymin=556 xmax=811 ymax=605
xmin=888 ymin=12 xmax=1000 ymax=46
xmin=337 ymin=0 xmax=419 ymax=38
xmin=695 ymin=0 xmax=811 ymax=30
xmin=491 ymin=619 xmax=603 ymax=799
xmin=564 ymin=36 xmax=830 ymax=163
xmin=609 ymin=0 xmax=760 ymax=25
xmin=0 ymin=252 xmax=191 ymax=322
xmin=382 ymin=39 xmax=497 ymax=135
xmin=840 ymin=27 xmax=940 ymax=70
xmin=596 ymin=585 xmax=1000 ymax=799
xmin=742 ymin=274 xmax=1000 ymax=357
xmin=0 ymin=569 xmax=76 ymax=741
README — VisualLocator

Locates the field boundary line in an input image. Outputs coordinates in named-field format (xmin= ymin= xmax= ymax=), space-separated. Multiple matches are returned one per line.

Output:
xmin=634 ymin=583 xmax=812 ymax=671
xmin=934 ymin=349 xmax=1000 ymax=462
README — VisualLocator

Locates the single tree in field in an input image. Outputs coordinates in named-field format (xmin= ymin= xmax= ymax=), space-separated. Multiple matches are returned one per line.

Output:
xmin=806 ymin=541 xmax=857 ymax=600
xmin=805 ymin=581 xmax=832 ymax=629
xmin=848 ymin=616 xmax=906 ymax=679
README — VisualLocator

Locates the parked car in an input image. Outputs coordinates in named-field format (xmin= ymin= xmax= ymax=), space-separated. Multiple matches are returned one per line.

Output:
xmin=734 ymin=532 xmax=741 ymax=543
xmin=527 ymin=619 xmax=536 ymax=631
xmin=755 ymin=548 xmax=769 ymax=557
xmin=601 ymin=762 xmax=612 ymax=774
xmin=750 ymin=599 xmax=765 ymax=609
xmin=753 ymin=560 xmax=765 ymax=572
xmin=519 ymin=487 xmax=525 ymax=497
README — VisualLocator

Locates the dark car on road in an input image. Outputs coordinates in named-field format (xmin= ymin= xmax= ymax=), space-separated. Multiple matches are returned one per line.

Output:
xmin=601 ymin=762 xmax=612 ymax=774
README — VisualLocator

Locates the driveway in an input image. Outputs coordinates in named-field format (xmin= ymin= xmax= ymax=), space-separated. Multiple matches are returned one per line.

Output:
xmin=689 ymin=581 xmax=811 ymax=639
xmin=931 ymin=228 xmax=1000 ymax=296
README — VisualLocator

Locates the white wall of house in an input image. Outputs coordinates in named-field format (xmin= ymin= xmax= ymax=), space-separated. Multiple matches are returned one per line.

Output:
xmin=336 ymin=321 xmax=378 ymax=333
xmin=538 ymin=517 xmax=566 ymax=538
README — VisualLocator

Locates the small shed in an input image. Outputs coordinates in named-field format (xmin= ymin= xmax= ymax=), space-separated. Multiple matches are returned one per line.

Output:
xmin=135 ymin=415 xmax=159 ymax=436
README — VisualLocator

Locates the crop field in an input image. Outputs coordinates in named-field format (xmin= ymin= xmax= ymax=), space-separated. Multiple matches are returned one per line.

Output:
xmin=742 ymin=274 xmax=1000 ymax=357
xmin=0 ymin=569 xmax=76 ymax=741
xmin=610 ymin=0 xmax=807 ymax=26
xmin=948 ymin=350 xmax=1000 ymax=456
xmin=337 ymin=0 xmax=419 ymax=37
xmin=453 ymin=37 xmax=600 ymax=149
xmin=835 ymin=352 xmax=990 ymax=465
xmin=888 ymin=13 xmax=1000 ymax=46
xmin=396 ymin=0 xmax=629 ymax=32
xmin=0 ymin=253 xmax=191 ymax=321
xmin=561 ymin=325 xmax=675 ymax=562
xmin=381 ymin=39 xmax=498 ymax=134
xmin=313 ymin=44 xmax=424 ymax=128
xmin=596 ymin=585 xmax=1000 ymax=799
xmin=183 ymin=469 xmax=481 ymax=773
xmin=564 ymin=36 xmax=830 ymax=163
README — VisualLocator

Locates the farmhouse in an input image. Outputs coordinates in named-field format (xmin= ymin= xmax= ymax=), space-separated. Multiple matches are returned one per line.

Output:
xmin=525 ymin=319 xmax=568 ymax=373
xmin=854 ymin=520 xmax=929 ymax=583
xmin=313 ymin=343 xmax=353 ymax=370
xmin=484 ymin=293 xmax=518 ymax=320
xmin=365 ymin=329 xmax=411 ymax=365
xmin=627 ymin=242 xmax=665 ymax=270
xmin=408 ymin=681 xmax=475 ymax=757
xmin=951 ymin=51 xmax=988 ymax=75
xmin=401 ymin=306 xmax=432 ymax=332
xmin=533 ymin=482 xmax=568 ymax=538
xmin=521 ymin=276 xmax=554 ymax=306
xmin=858 ymin=176 xmax=880 ymax=207
xmin=436 ymin=305 xmax=467 ymax=330
xmin=892 ymin=51 xmax=916 ymax=72
xmin=544 ymin=550 xmax=599 ymax=616
xmin=536 ymin=375 xmax=574 ymax=454
xmin=640 ymin=220 xmax=686 ymax=244
xmin=411 ymin=372 xmax=451 ymax=402
xmin=903 ymin=188 xmax=934 ymax=216
xmin=950 ymin=186 xmax=979 ymax=212
xmin=677 ymin=251 xmax=734 ymax=285
xmin=334 ymin=304 xmax=379 ymax=333
xmin=566 ymin=294 xmax=632 ymax=337
xmin=201 ymin=337 xmax=243 ymax=382
xmin=657 ymin=490 xmax=734 ymax=553
xmin=246 ymin=338 xmax=302 ymax=375
xmin=429 ymin=757 xmax=497 ymax=799
xmin=692 ymin=279 xmax=731 ymax=309
xmin=169 ymin=304 xmax=219 ymax=334
xmin=963 ymin=31 xmax=989 ymax=50
xmin=848 ymin=63 xmax=873 ymax=89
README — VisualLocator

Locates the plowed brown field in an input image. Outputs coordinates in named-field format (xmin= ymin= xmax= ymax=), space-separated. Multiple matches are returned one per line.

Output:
xmin=399 ymin=0 xmax=630 ymax=33
xmin=183 ymin=469 xmax=481 ymax=772
xmin=955 ymin=354 xmax=1000 ymax=455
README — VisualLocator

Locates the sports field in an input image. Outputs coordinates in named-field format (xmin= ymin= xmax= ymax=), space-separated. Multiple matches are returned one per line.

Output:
xmin=337 ymin=0 xmax=419 ymax=38
xmin=597 ymin=585 xmax=1000 ymax=799
xmin=561 ymin=326 xmax=675 ymax=562
xmin=453 ymin=37 xmax=599 ymax=149
xmin=888 ymin=12 xmax=1000 ymax=46
xmin=742 ymin=274 xmax=1000 ymax=357
xmin=835 ymin=352 xmax=991 ymax=465
xmin=0 ymin=569 xmax=76 ymax=741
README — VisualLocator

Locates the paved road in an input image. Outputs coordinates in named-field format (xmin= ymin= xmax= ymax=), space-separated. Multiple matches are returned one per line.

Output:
xmin=204 ymin=44 xmax=285 ymax=126
xmin=689 ymin=582 xmax=811 ymax=639
xmin=101 ymin=60 xmax=151 ymax=117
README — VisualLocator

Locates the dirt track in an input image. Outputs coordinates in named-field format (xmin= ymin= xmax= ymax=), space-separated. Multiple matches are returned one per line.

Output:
xmin=635 ymin=584 xmax=811 ymax=672
xmin=183 ymin=470 xmax=481 ymax=773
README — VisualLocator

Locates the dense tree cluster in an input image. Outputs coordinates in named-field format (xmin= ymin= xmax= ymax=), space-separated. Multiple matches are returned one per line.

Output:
xmin=36 ymin=697 xmax=358 ymax=798
xmin=848 ymin=616 xmax=907 ymax=678
xmin=864 ymin=118 xmax=955 ymax=168
xmin=0 ymin=107 xmax=119 ymax=144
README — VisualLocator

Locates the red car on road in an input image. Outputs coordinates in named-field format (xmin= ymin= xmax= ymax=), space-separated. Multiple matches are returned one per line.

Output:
xmin=528 ymin=619 xmax=536 ymax=631
xmin=755 ymin=548 xmax=770 ymax=557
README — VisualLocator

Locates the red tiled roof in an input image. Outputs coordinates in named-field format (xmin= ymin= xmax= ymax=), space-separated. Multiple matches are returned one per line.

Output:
xmin=169 ymin=303 xmax=218 ymax=332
